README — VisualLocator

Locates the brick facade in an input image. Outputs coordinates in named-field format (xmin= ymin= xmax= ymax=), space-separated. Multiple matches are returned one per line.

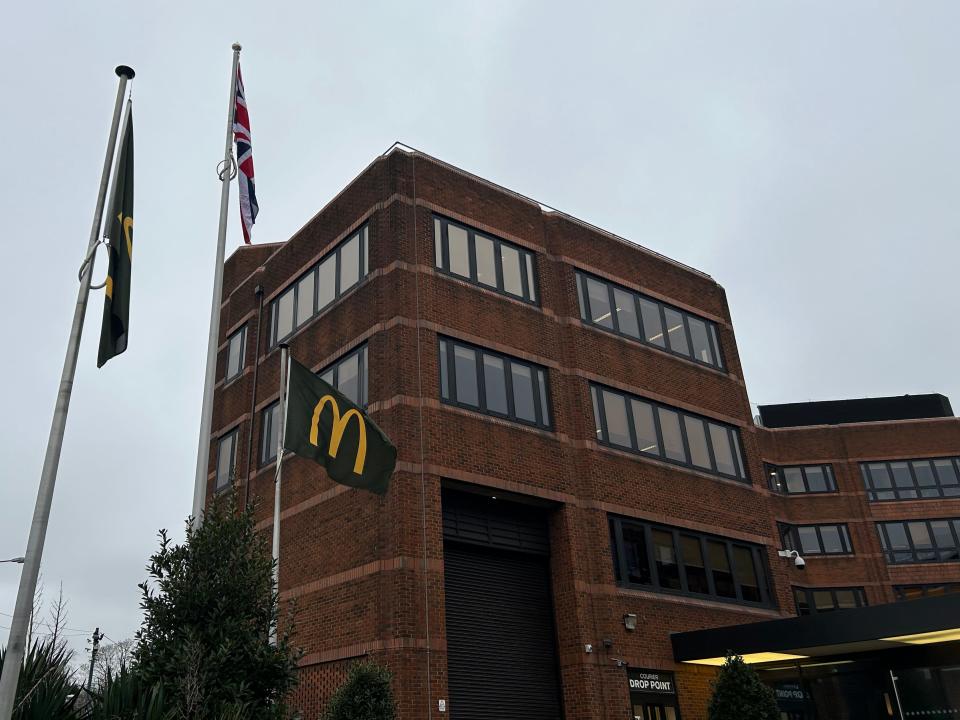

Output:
xmin=205 ymin=147 xmax=960 ymax=719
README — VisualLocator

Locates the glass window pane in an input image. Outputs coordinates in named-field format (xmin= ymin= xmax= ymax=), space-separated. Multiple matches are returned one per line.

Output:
xmin=795 ymin=589 xmax=811 ymax=615
xmin=683 ymin=416 xmax=711 ymax=469
xmin=733 ymin=546 xmax=761 ymax=602
xmin=216 ymin=433 xmax=235 ymax=489
xmin=663 ymin=308 xmax=690 ymax=356
xmin=709 ymin=324 xmax=723 ymax=367
xmin=434 ymin=218 xmax=443 ymax=268
xmin=500 ymin=244 xmax=524 ymax=296
xmin=931 ymin=521 xmax=957 ymax=561
xmin=296 ymin=271 xmax=315 ymax=326
xmin=590 ymin=387 xmax=601 ymax=439
xmin=275 ymin=289 xmax=294 ymax=341
xmin=908 ymin=522 xmax=932 ymax=549
xmin=935 ymin=459 xmax=959 ymax=485
xmin=261 ymin=404 xmax=279 ymax=464
xmin=639 ymin=298 xmax=665 ymax=347
xmin=731 ymin=432 xmax=745 ymax=479
xmin=707 ymin=541 xmax=736 ymax=598
xmin=708 ymin=424 xmax=736 ymax=475
xmin=835 ymin=590 xmax=860 ymax=609
xmin=317 ymin=255 xmax=336 ymax=309
xmin=912 ymin=461 xmax=936 ymax=488
xmin=362 ymin=227 xmax=368 ymax=277
xmin=474 ymin=234 xmax=496 ymax=288
xmin=439 ymin=341 xmax=449 ymax=399
xmin=805 ymin=466 xmax=828 ymax=493
xmin=453 ymin=345 xmax=479 ymax=407
xmin=652 ymin=530 xmax=681 ymax=591
xmin=320 ymin=369 xmax=334 ymax=385
xmin=798 ymin=526 xmax=822 ymax=554
xmin=885 ymin=523 xmax=910 ymax=550
xmin=783 ymin=467 xmax=806 ymax=494
xmin=632 ymin=400 xmax=659 ymax=455
xmin=613 ymin=288 xmax=640 ymax=338
xmin=227 ymin=331 xmax=243 ymax=379
xmin=688 ymin=317 xmax=713 ymax=364
xmin=511 ymin=363 xmax=536 ymax=422
xmin=577 ymin=275 xmax=587 ymax=321
xmin=891 ymin=462 xmax=914 ymax=488
xmin=602 ymin=390 xmax=631 ymax=448
xmin=622 ymin=524 xmax=652 ymax=585
xmin=537 ymin=369 xmax=550 ymax=426
xmin=680 ymin=535 xmax=709 ymax=594
xmin=336 ymin=352 xmax=359 ymax=404
xmin=482 ymin=355 xmax=508 ymax=415
xmin=525 ymin=253 xmax=537 ymax=302
xmin=813 ymin=590 xmax=835 ymax=612
xmin=867 ymin=463 xmax=892 ymax=488
xmin=447 ymin=224 xmax=470 ymax=277
xmin=586 ymin=277 xmax=613 ymax=328
xmin=658 ymin=408 xmax=686 ymax=462
xmin=820 ymin=526 xmax=845 ymax=554
xmin=339 ymin=234 xmax=360 ymax=291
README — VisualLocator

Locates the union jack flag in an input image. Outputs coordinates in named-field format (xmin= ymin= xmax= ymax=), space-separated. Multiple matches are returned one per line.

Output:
xmin=233 ymin=65 xmax=258 ymax=244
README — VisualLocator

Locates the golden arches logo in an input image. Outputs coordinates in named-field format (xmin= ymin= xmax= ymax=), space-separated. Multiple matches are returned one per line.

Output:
xmin=309 ymin=395 xmax=367 ymax=475
xmin=117 ymin=213 xmax=133 ymax=259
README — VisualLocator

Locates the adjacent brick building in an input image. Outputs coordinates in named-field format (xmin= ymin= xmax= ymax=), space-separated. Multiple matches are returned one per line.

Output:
xmin=205 ymin=145 xmax=960 ymax=719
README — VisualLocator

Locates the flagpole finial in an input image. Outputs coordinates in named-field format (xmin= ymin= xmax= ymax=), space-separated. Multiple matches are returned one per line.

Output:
xmin=232 ymin=42 xmax=242 ymax=52
xmin=115 ymin=65 xmax=135 ymax=79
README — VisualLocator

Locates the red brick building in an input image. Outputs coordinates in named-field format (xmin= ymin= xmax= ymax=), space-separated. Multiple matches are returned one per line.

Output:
xmin=206 ymin=145 xmax=960 ymax=719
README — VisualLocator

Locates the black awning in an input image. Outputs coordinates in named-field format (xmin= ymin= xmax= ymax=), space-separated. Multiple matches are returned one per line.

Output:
xmin=672 ymin=594 xmax=960 ymax=665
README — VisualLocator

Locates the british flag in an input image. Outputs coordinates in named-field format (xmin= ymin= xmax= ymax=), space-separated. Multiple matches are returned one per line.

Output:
xmin=233 ymin=65 xmax=258 ymax=244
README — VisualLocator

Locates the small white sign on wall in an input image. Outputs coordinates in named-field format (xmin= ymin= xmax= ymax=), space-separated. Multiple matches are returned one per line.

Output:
xmin=438 ymin=699 xmax=446 ymax=713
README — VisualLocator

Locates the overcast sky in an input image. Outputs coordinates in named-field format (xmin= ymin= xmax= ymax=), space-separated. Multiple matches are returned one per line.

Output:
xmin=2 ymin=1 xmax=958 ymax=662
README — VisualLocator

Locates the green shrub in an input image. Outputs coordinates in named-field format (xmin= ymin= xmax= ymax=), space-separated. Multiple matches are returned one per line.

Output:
xmin=323 ymin=661 xmax=395 ymax=720
xmin=707 ymin=654 xmax=779 ymax=720
xmin=0 ymin=640 xmax=83 ymax=720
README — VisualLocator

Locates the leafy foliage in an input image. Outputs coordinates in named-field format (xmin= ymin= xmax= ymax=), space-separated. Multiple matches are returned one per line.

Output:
xmin=133 ymin=496 xmax=300 ymax=719
xmin=323 ymin=661 xmax=395 ymax=720
xmin=707 ymin=654 xmax=779 ymax=720
xmin=0 ymin=639 xmax=82 ymax=720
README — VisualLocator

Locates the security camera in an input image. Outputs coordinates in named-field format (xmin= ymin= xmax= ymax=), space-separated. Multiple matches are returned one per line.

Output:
xmin=794 ymin=555 xmax=805 ymax=570
xmin=778 ymin=549 xmax=805 ymax=570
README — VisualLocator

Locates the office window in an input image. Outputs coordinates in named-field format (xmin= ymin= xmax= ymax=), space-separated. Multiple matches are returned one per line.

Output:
xmin=225 ymin=326 xmax=246 ymax=382
xmin=610 ymin=516 xmax=772 ymax=607
xmin=861 ymin=457 xmax=960 ymax=501
xmin=590 ymin=383 xmax=747 ymax=482
xmin=215 ymin=428 xmax=240 ymax=490
xmin=781 ymin=523 xmax=853 ymax=556
xmin=877 ymin=519 xmax=960 ymax=564
xmin=894 ymin=583 xmax=960 ymax=601
xmin=575 ymin=271 xmax=724 ymax=369
xmin=260 ymin=402 xmax=281 ymax=465
xmin=439 ymin=337 xmax=551 ymax=429
xmin=269 ymin=226 xmax=369 ymax=346
xmin=793 ymin=587 xmax=867 ymax=616
xmin=433 ymin=216 xmax=538 ymax=304
xmin=767 ymin=464 xmax=837 ymax=494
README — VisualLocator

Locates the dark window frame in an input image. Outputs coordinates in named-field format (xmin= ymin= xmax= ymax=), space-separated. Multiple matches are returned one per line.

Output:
xmin=215 ymin=427 xmax=240 ymax=491
xmin=766 ymin=463 xmax=838 ymax=495
xmin=438 ymin=336 xmax=552 ymax=430
xmin=225 ymin=325 xmax=247 ymax=383
xmin=269 ymin=226 xmax=369 ymax=347
xmin=590 ymin=383 xmax=748 ymax=483
xmin=894 ymin=583 xmax=960 ymax=601
xmin=575 ymin=270 xmax=725 ymax=370
xmin=877 ymin=518 xmax=960 ymax=565
xmin=259 ymin=401 xmax=281 ymax=467
xmin=610 ymin=515 xmax=774 ymax=608
xmin=780 ymin=523 xmax=854 ymax=556
xmin=433 ymin=215 xmax=539 ymax=305
xmin=861 ymin=457 xmax=960 ymax=502
xmin=793 ymin=586 xmax=867 ymax=615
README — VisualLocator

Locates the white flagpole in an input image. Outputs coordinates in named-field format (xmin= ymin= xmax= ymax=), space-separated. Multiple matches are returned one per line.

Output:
xmin=0 ymin=65 xmax=134 ymax=720
xmin=191 ymin=43 xmax=241 ymax=527
xmin=270 ymin=343 xmax=290 ymax=645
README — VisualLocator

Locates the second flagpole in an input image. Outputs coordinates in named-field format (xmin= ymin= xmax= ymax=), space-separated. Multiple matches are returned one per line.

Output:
xmin=192 ymin=43 xmax=241 ymax=527
xmin=270 ymin=343 xmax=290 ymax=645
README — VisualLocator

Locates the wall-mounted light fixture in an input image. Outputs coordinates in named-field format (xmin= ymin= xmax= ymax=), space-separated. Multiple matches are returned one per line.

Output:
xmin=623 ymin=613 xmax=638 ymax=632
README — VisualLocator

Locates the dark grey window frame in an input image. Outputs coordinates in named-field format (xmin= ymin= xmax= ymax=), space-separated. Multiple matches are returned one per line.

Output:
xmin=590 ymin=383 xmax=747 ymax=483
xmin=215 ymin=427 xmax=240 ymax=491
xmin=225 ymin=325 xmax=246 ymax=382
xmin=433 ymin=215 xmax=539 ymax=305
xmin=861 ymin=457 xmax=960 ymax=502
xmin=877 ymin=518 xmax=960 ymax=564
xmin=438 ymin=336 xmax=552 ymax=430
xmin=793 ymin=586 xmax=867 ymax=615
xmin=575 ymin=270 xmax=724 ymax=370
xmin=894 ymin=583 xmax=960 ymax=601
xmin=780 ymin=523 xmax=853 ymax=556
xmin=766 ymin=463 xmax=837 ymax=495
xmin=609 ymin=515 xmax=774 ymax=608
xmin=259 ymin=344 xmax=369 ymax=467
xmin=269 ymin=225 xmax=369 ymax=347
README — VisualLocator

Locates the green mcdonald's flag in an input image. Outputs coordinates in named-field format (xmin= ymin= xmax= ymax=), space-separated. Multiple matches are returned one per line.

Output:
xmin=284 ymin=357 xmax=397 ymax=495
xmin=97 ymin=105 xmax=134 ymax=368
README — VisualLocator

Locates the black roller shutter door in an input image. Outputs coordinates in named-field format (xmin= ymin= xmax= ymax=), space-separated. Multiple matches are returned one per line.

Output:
xmin=444 ymin=541 xmax=563 ymax=719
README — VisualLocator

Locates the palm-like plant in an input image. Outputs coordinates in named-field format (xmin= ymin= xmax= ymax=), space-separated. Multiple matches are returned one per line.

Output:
xmin=0 ymin=639 xmax=83 ymax=720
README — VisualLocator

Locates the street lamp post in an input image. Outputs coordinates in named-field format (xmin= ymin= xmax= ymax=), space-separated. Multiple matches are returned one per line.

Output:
xmin=0 ymin=558 xmax=25 ymax=564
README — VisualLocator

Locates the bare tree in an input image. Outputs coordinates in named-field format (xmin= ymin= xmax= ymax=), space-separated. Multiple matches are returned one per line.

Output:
xmin=45 ymin=582 xmax=69 ymax=650
xmin=76 ymin=637 xmax=138 ymax=688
